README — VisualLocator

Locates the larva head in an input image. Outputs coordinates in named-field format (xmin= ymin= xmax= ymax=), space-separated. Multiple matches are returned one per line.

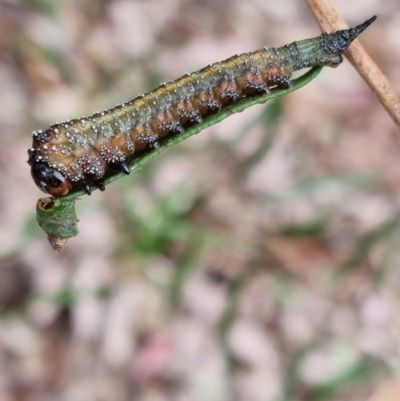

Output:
xmin=31 ymin=162 xmax=71 ymax=196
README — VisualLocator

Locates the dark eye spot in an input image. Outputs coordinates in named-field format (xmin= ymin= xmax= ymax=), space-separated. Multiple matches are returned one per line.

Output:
xmin=31 ymin=163 xmax=70 ymax=196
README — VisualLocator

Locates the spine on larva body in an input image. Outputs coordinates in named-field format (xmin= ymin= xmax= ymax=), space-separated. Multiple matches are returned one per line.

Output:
xmin=28 ymin=16 xmax=376 ymax=197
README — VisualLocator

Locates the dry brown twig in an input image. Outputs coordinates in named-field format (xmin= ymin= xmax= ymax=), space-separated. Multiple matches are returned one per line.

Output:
xmin=305 ymin=0 xmax=400 ymax=129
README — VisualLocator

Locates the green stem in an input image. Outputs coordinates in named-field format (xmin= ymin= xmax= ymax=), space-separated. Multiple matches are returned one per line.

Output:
xmin=36 ymin=66 xmax=322 ymax=249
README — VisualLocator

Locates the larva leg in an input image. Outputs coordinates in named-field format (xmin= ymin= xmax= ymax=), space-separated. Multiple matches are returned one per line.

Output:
xmin=96 ymin=180 xmax=106 ymax=191
xmin=82 ymin=181 xmax=92 ymax=195
xmin=120 ymin=161 xmax=130 ymax=175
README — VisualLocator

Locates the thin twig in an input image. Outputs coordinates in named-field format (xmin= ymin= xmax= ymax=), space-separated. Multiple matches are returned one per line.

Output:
xmin=304 ymin=0 xmax=400 ymax=129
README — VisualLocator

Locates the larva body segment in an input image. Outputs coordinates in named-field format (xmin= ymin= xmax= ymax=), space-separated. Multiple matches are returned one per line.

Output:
xmin=28 ymin=16 xmax=376 ymax=196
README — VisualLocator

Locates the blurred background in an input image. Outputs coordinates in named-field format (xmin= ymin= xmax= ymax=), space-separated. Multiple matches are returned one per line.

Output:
xmin=1 ymin=0 xmax=400 ymax=400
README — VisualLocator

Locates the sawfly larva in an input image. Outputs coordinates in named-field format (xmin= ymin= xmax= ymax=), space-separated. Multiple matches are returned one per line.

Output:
xmin=28 ymin=16 xmax=376 ymax=196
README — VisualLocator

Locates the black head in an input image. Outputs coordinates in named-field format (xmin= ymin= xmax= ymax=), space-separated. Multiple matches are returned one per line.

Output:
xmin=31 ymin=162 xmax=71 ymax=196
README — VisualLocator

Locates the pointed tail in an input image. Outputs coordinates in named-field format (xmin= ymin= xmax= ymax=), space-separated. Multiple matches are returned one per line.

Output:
xmin=288 ymin=16 xmax=377 ymax=71
xmin=323 ymin=15 xmax=377 ymax=55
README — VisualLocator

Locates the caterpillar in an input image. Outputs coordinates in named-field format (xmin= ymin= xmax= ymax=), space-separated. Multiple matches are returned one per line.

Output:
xmin=28 ymin=16 xmax=376 ymax=197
